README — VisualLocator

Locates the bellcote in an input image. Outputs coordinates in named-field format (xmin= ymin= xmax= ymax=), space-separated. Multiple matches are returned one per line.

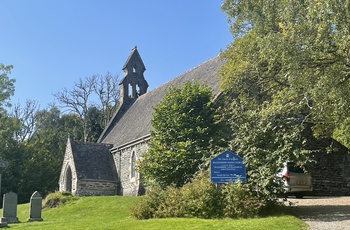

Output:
xmin=119 ymin=46 xmax=149 ymax=104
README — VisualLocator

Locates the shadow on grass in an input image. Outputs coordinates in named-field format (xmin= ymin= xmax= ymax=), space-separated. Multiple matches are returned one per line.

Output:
xmin=259 ymin=202 xmax=296 ymax=217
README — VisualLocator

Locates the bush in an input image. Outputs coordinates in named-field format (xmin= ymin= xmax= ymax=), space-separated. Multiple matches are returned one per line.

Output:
xmin=178 ymin=171 xmax=222 ymax=218
xmin=221 ymin=182 xmax=266 ymax=218
xmin=131 ymin=171 xmax=271 ymax=219
xmin=131 ymin=186 xmax=167 ymax=219
xmin=154 ymin=185 xmax=184 ymax=218
xmin=43 ymin=191 xmax=78 ymax=208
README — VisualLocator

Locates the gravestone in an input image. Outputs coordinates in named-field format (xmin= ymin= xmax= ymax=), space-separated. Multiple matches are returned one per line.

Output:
xmin=28 ymin=191 xmax=43 ymax=221
xmin=1 ymin=192 xmax=19 ymax=223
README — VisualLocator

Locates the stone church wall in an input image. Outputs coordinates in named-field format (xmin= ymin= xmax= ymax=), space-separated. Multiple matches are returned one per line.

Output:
xmin=59 ymin=143 xmax=78 ymax=195
xmin=112 ymin=141 xmax=149 ymax=196
xmin=309 ymin=152 xmax=350 ymax=196
xmin=75 ymin=180 xmax=117 ymax=196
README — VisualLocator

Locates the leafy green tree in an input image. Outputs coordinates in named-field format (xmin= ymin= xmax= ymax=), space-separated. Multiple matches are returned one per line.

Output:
xmin=85 ymin=106 xmax=103 ymax=142
xmin=220 ymin=0 xmax=350 ymax=144
xmin=216 ymin=1 xmax=350 ymax=200
xmin=139 ymin=81 xmax=226 ymax=188
xmin=7 ymin=106 xmax=84 ymax=202
xmin=0 ymin=64 xmax=15 ymax=112
xmin=218 ymin=92 xmax=310 ymax=200
xmin=27 ymin=107 xmax=82 ymax=192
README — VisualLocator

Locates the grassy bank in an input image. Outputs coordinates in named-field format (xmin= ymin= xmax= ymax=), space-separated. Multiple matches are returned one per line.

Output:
xmin=6 ymin=196 xmax=306 ymax=230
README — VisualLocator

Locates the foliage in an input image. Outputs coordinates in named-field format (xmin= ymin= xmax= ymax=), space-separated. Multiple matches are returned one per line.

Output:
xmin=220 ymin=0 xmax=350 ymax=144
xmin=20 ymin=107 xmax=82 ymax=200
xmin=131 ymin=171 xmax=270 ymax=220
xmin=217 ymin=0 xmax=350 ymax=200
xmin=85 ymin=106 xmax=103 ymax=142
xmin=0 ymin=63 xmax=15 ymax=112
xmin=13 ymin=196 xmax=306 ymax=230
xmin=333 ymin=117 xmax=350 ymax=149
xmin=1 ymin=106 xmax=83 ymax=203
xmin=43 ymin=191 xmax=77 ymax=208
xmin=0 ymin=65 xmax=116 ymax=203
xmin=130 ymin=186 xmax=167 ymax=220
xmin=221 ymin=181 xmax=266 ymax=218
xmin=139 ymin=80 xmax=227 ymax=188
xmin=0 ymin=63 xmax=17 ymax=165
xmin=177 ymin=172 xmax=222 ymax=218
xmin=218 ymin=93 xmax=310 ymax=201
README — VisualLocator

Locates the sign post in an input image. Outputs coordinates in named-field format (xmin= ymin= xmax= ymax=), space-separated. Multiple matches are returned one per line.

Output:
xmin=210 ymin=150 xmax=246 ymax=183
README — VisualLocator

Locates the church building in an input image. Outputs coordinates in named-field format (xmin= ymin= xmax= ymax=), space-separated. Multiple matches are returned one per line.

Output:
xmin=58 ymin=47 xmax=350 ymax=197
xmin=58 ymin=47 xmax=224 ymax=196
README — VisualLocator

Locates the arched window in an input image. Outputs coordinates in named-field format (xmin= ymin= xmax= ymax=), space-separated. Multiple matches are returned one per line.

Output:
xmin=131 ymin=152 xmax=136 ymax=178
xmin=65 ymin=166 xmax=72 ymax=192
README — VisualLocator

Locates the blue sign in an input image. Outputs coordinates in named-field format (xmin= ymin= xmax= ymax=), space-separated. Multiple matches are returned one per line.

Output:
xmin=210 ymin=150 xmax=246 ymax=183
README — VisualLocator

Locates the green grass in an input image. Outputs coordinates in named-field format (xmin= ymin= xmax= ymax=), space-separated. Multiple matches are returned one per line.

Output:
xmin=5 ymin=196 xmax=306 ymax=230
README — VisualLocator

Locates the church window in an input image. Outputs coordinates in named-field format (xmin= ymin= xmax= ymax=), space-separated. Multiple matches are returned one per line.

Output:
xmin=128 ymin=83 xmax=133 ymax=98
xmin=131 ymin=151 xmax=136 ymax=178
xmin=65 ymin=165 xmax=73 ymax=192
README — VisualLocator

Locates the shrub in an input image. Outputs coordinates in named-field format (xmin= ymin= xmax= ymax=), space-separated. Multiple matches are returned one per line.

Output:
xmin=154 ymin=185 xmax=184 ymax=218
xmin=179 ymin=171 xmax=222 ymax=218
xmin=131 ymin=186 xmax=168 ymax=219
xmin=43 ymin=191 xmax=78 ymax=208
xmin=131 ymin=171 xmax=270 ymax=219
xmin=221 ymin=182 xmax=266 ymax=218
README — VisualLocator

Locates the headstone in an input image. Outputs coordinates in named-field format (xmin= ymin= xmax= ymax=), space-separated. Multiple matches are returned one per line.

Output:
xmin=28 ymin=191 xmax=43 ymax=221
xmin=1 ymin=192 xmax=19 ymax=223
xmin=0 ymin=215 xmax=6 ymax=227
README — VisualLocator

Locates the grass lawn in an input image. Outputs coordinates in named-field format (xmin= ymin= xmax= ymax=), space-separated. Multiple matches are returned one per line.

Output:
xmin=5 ymin=196 xmax=306 ymax=230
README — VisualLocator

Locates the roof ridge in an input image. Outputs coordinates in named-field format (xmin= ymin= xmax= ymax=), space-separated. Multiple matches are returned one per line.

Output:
xmin=74 ymin=141 xmax=113 ymax=147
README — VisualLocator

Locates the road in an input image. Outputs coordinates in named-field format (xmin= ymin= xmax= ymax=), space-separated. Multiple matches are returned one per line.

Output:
xmin=288 ymin=196 xmax=350 ymax=230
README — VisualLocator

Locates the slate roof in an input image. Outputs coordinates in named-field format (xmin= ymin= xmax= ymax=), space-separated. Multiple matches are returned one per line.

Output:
xmin=99 ymin=54 xmax=225 ymax=148
xmin=70 ymin=139 xmax=115 ymax=181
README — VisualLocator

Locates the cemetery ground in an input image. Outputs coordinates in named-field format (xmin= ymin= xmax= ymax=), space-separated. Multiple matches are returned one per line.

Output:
xmin=1 ymin=195 xmax=306 ymax=230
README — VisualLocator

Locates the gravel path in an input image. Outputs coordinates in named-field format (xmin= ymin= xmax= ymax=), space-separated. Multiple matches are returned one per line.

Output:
xmin=288 ymin=196 xmax=350 ymax=230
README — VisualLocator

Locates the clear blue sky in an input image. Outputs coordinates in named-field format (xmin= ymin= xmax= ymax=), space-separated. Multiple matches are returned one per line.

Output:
xmin=1 ymin=1 xmax=232 ymax=108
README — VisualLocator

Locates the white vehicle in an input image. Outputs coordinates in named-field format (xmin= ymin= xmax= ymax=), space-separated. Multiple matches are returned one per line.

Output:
xmin=279 ymin=162 xmax=313 ymax=198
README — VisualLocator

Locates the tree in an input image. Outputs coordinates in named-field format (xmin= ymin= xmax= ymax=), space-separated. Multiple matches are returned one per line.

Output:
xmin=85 ymin=106 xmax=103 ymax=142
xmin=54 ymin=73 xmax=119 ymax=142
xmin=0 ymin=64 xmax=15 ymax=112
xmin=94 ymin=72 xmax=120 ymax=127
xmin=17 ymin=106 xmax=83 ymax=201
xmin=220 ymin=0 xmax=350 ymax=144
xmin=11 ymin=99 xmax=40 ymax=142
xmin=218 ymin=92 xmax=310 ymax=199
xmin=139 ymin=81 xmax=226 ymax=188
xmin=216 ymin=0 xmax=350 ymax=200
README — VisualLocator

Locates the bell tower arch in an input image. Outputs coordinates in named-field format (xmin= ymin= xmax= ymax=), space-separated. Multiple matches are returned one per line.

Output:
xmin=119 ymin=46 xmax=149 ymax=104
